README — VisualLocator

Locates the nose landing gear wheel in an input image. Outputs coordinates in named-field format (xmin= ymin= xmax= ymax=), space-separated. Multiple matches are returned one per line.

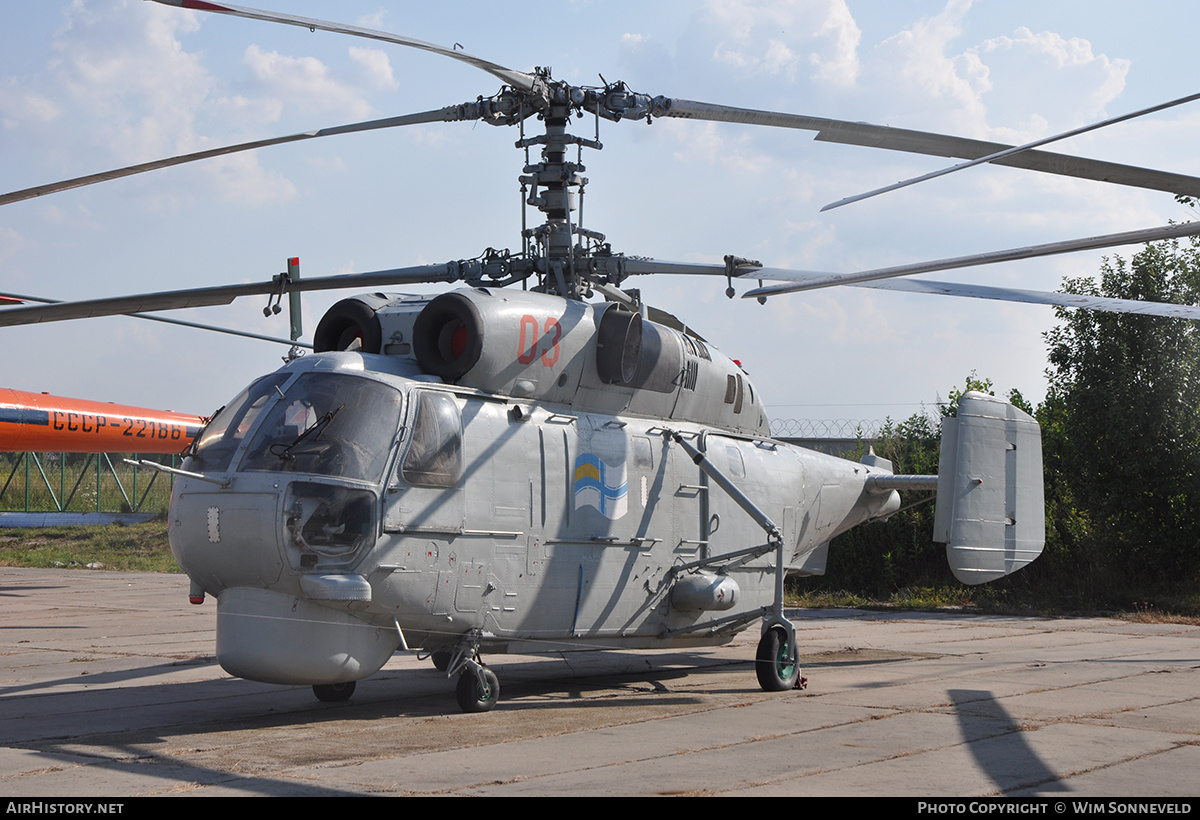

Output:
xmin=756 ymin=626 xmax=800 ymax=692
xmin=456 ymin=667 xmax=500 ymax=713
xmin=313 ymin=681 xmax=356 ymax=702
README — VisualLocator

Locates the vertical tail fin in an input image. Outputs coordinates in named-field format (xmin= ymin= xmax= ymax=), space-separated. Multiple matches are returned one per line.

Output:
xmin=933 ymin=392 xmax=1045 ymax=584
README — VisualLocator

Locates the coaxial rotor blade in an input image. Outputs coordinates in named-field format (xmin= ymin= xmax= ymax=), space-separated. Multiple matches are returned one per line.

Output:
xmin=655 ymin=98 xmax=1200 ymax=199
xmin=151 ymin=0 xmax=536 ymax=92
xmin=822 ymin=91 xmax=1200 ymax=211
xmin=845 ymin=278 xmax=1200 ymax=320
xmin=600 ymin=251 xmax=1200 ymax=319
xmin=0 ymin=291 xmax=309 ymax=346
xmin=741 ymin=221 xmax=1200 ymax=298
xmin=622 ymin=259 xmax=727 ymax=277
xmin=0 ymin=263 xmax=464 ymax=327
xmin=1 ymin=107 xmax=468 ymax=207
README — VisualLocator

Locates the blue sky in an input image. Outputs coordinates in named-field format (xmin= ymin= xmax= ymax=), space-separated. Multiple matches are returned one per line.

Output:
xmin=3 ymin=0 xmax=1198 ymax=425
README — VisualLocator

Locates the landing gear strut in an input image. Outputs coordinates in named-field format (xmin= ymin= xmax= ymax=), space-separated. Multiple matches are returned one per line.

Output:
xmin=443 ymin=629 xmax=501 ymax=713
xmin=663 ymin=430 xmax=808 ymax=695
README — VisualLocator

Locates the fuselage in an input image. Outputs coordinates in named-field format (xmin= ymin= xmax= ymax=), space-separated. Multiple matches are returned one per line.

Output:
xmin=168 ymin=291 xmax=901 ymax=685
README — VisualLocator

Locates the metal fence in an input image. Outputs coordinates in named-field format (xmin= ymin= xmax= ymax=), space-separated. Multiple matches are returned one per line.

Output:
xmin=0 ymin=452 xmax=180 ymax=515
xmin=2 ymin=420 xmax=889 ymax=517
xmin=769 ymin=418 xmax=887 ymax=439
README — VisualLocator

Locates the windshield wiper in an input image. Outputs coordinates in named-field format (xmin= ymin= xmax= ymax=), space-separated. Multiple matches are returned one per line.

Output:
xmin=270 ymin=404 xmax=345 ymax=462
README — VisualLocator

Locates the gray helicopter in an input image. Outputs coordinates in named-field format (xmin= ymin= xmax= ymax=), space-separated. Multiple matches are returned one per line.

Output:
xmin=5 ymin=0 xmax=1200 ymax=713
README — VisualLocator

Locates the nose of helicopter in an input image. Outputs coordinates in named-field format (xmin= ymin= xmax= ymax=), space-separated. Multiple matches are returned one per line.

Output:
xmin=168 ymin=480 xmax=288 ymax=594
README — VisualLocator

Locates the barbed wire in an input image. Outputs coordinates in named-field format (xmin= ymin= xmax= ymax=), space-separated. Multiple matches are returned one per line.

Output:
xmin=769 ymin=418 xmax=889 ymax=438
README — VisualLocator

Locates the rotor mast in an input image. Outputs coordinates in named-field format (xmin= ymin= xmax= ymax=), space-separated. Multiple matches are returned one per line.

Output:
xmin=515 ymin=71 xmax=603 ymax=299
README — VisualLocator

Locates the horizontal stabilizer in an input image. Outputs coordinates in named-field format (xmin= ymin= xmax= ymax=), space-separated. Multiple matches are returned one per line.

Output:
xmin=934 ymin=392 xmax=1044 ymax=584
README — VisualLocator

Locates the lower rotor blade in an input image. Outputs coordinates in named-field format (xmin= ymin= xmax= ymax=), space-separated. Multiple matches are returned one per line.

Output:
xmin=0 ymin=292 xmax=309 ymax=346
xmin=622 ymin=259 xmax=727 ymax=277
xmin=847 ymin=278 xmax=1200 ymax=320
xmin=0 ymin=263 xmax=463 ymax=327
xmin=742 ymin=222 xmax=1200 ymax=297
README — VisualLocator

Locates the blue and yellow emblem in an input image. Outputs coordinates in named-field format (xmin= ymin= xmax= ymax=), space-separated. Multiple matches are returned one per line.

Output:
xmin=573 ymin=453 xmax=628 ymax=520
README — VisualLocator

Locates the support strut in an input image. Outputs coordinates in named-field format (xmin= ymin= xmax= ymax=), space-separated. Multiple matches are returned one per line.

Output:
xmin=664 ymin=430 xmax=804 ymax=689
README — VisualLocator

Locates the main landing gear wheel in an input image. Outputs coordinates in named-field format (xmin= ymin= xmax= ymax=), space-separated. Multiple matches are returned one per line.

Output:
xmin=456 ymin=667 xmax=500 ymax=713
xmin=756 ymin=626 xmax=801 ymax=692
xmin=312 ymin=681 xmax=356 ymax=702
xmin=431 ymin=649 xmax=452 ymax=672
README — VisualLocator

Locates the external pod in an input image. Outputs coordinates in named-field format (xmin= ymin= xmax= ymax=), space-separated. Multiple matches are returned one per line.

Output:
xmin=670 ymin=572 xmax=740 ymax=612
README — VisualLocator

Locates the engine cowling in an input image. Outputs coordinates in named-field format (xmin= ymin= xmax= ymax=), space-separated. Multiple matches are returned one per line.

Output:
xmin=311 ymin=287 xmax=770 ymax=435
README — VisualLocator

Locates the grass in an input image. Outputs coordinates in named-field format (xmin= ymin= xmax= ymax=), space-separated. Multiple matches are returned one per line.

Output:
xmin=0 ymin=519 xmax=180 ymax=573
xmin=787 ymin=586 xmax=1002 ymax=612
xmin=3 ymin=524 xmax=1199 ymax=623
xmin=0 ymin=453 xmax=177 ymax=517
xmin=787 ymin=582 xmax=1200 ymax=621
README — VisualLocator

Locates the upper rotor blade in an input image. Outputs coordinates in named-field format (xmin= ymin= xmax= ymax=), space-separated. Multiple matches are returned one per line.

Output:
xmin=822 ymin=91 xmax=1200 ymax=211
xmin=741 ymin=222 xmax=1200 ymax=298
xmin=0 ymin=107 xmax=467 ymax=207
xmin=152 ymin=1 xmax=536 ymax=92
xmin=0 ymin=263 xmax=463 ymax=328
xmin=846 ymin=279 xmax=1200 ymax=320
xmin=656 ymin=98 xmax=1200 ymax=199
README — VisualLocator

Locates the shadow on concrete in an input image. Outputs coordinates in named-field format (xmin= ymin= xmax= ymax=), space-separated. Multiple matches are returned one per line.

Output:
xmin=949 ymin=688 xmax=1068 ymax=794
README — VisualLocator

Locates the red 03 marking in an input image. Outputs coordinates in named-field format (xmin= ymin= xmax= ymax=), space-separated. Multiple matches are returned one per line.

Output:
xmin=517 ymin=315 xmax=561 ymax=367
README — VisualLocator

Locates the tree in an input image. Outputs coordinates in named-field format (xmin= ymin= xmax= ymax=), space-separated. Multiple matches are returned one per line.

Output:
xmin=796 ymin=374 xmax=1012 ymax=599
xmin=1041 ymin=236 xmax=1200 ymax=602
xmin=792 ymin=409 xmax=943 ymax=598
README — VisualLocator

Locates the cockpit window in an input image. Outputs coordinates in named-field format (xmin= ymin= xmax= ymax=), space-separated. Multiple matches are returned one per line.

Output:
xmin=240 ymin=373 xmax=403 ymax=483
xmin=400 ymin=391 xmax=462 ymax=488
xmin=191 ymin=373 xmax=290 ymax=473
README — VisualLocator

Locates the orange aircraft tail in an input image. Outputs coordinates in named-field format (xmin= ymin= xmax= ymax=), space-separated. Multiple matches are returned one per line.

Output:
xmin=0 ymin=388 xmax=205 ymax=454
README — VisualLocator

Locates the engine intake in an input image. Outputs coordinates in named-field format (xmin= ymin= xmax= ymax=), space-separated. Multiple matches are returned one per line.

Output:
xmin=412 ymin=291 xmax=485 ymax=381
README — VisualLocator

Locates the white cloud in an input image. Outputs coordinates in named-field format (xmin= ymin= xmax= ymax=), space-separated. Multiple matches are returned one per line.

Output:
xmin=969 ymin=26 xmax=1128 ymax=130
xmin=48 ymin=0 xmax=213 ymax=161
xmin=705 ymin=0 xmax=860 ymax=87
xmin=349 ymin=46 xmax=399 ymax=92
xmin=668 ymin=119 xmax=773 ymax=175
xmin=355 ymin=11 xmax=389 ymax=31
xmin=868 ymin=0 xmax=990 ymax=135
xmin=0 ymin=227 xmax=26 ymax=265
xmin=0 ymin=80 xmax=61 ymax=129
xmin=864 ymin=1 xmax=1128 ymax=141
xmin=809 ymin=1 xmax=860 ymax=88
xmin=242 ymin=44 xmax=375 ymax=120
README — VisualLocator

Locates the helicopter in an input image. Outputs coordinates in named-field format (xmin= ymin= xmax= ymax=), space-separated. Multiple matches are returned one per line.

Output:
xmin=4 ymin=0 xmax=1200 ymax=713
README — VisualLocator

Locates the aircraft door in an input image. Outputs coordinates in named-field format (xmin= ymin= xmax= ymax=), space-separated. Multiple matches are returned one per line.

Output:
xmin=517 ymin=421 xmax=580 ymax=637
xmin=385 ymin=390 xmax=465 ymax=534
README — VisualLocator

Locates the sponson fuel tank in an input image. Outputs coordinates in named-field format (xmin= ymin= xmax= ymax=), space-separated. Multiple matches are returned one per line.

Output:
xmin=314 ymin=288 xmax=768 ymax=436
